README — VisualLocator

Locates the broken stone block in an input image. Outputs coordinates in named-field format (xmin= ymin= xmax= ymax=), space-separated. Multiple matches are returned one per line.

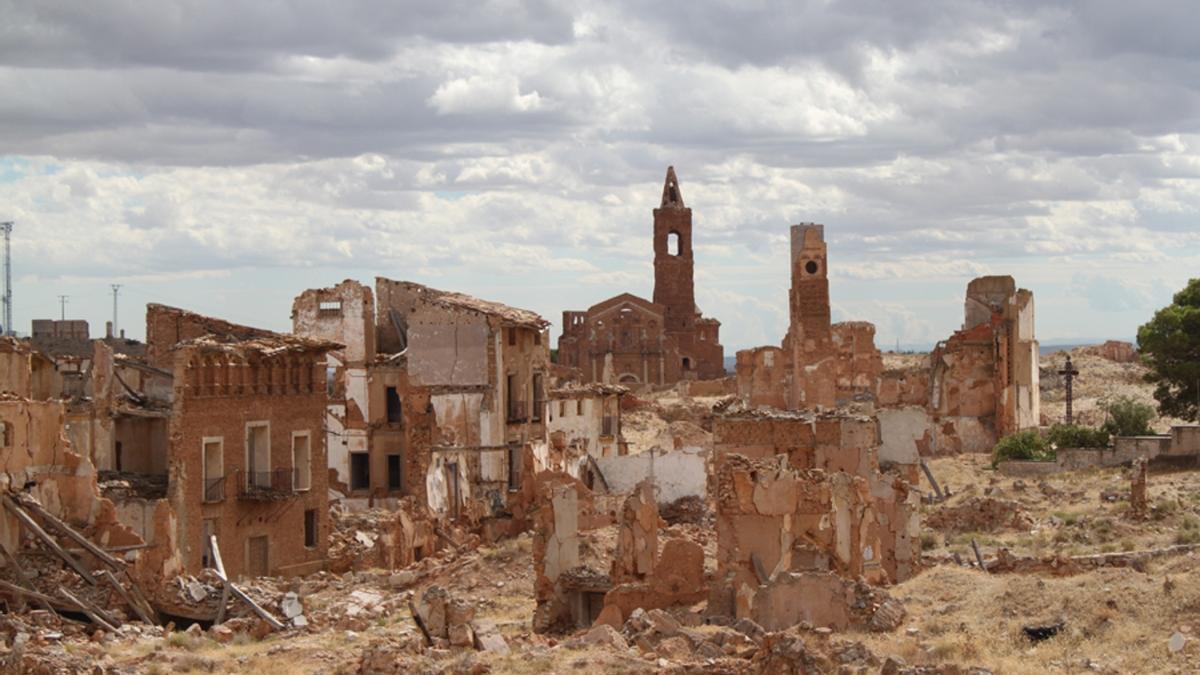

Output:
xmin=655 ymin=636 xmax=691 ymax=660
xmin=186 ymin=581 xmax=208 ymax=603
xmin=413 ymin=586 xmax=452 ymax=640
xmin=389 ymin=571 xmax=417 ymax=589
xmin=732 ymin=618 xmax=766 ymax=642
xmin=472 ymin=620 xmax=510 ymax=654
xmin=594 ymin=604 xmax=623 ymax=630
xmin=645 ymin=609 xmax=680 ymax=637
xmin=580 ymin=624 xmax=627 ymax=650
xmin=448 ymin=622 xmax=475 ymax=648
xmin=209 ymin=625 xmax=234 ymax=644
xmin=1169 ymin=631 xmax=1186 ymax=654
xmin=625 ymin=607 xmax=649 ymax=634
xmin=280 ymin=592 xmax=303 ymax=620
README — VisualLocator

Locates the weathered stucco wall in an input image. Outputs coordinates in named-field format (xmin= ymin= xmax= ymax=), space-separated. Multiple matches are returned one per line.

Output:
xmin=595 ymin=447 xmax=706 ymax=503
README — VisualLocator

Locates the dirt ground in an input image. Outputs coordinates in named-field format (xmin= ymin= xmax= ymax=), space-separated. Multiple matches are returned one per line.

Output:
xmin=919 ymin=454 xmax=1200 ymax=560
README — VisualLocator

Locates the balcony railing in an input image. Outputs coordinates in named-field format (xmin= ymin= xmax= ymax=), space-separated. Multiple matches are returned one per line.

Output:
xmin=507 ymin=400 xmax=527 ymax=423
xmin=203 ymin=476 xmax=226 ymax=503
xmin=601 ymin=416 xmax=617 ymax=438
xmin=235 ymin=469 xmax=299 ymax=500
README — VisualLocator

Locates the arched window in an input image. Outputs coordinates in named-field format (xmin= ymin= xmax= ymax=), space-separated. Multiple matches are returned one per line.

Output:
xmin=668 ymin=231 xmax=681 ymax=256
xmin=682 ymin=357 xmax=692 ymax=370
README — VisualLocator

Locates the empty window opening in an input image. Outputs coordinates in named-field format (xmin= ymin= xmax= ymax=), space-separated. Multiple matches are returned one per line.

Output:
xmin=387 ymin=455 xmax=402 ymax=491
xmin=0 ymin=421 xmax=10 ymax=447
xmin=682 ymin=357 xmax=692 ymax=370
xmin=576 ymin=399 xmax=583 ymax=416
xmin=805 ymin=260 xmax=819 ymax=275
xmin=326 ymin=367 xmax=337 ymax=396
xmin=350 ymin=453 xmax=370 ymax=491
xmin=668 ymin=231 xmax=681 ymax=256
xmin=668 ymin=183 xmax=678 ymax=203
xmin=507 ymin=374 xmax=523 ymax=421
xmin=203 ymin=438 xmax=224 ymax=503
xmin=304 ymin=509 xmax=317 ymax=548
xmin=445 ymin=462 xmax=461 ymax=520
xmin=246 ymin=423 xmax=269 ymax=489
xmin=559 ymin=401 xmax=566 ymax=418
xmin=293 ymin=433 xmax=311 ymax=491
xmin=386 ymin=386 xmax=402 ymax=424
xmin=508 ymin=328 xmax=517 ymax=346
xmin=532 ymin=374 xmax=544 ymax=421
xmin=508 ymin=444 xmax=522 ymax=491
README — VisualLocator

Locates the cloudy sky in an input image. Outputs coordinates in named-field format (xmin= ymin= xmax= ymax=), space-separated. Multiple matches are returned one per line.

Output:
xmin=2 ymin=1 xmax=1198 ymax=351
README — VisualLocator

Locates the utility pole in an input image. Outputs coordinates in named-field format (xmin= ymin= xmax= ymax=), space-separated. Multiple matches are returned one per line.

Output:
xmin=58 ymin=295 xmax=69 ymax=321
xmin=111 ymin=284 xmax=122 ymax=337
xmin=0 ymin=222 xmax=11 ymax=336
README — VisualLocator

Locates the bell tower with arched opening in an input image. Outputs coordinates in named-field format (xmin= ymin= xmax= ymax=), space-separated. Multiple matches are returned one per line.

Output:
xmin=653 ymin=166 xmax=695 ymax=333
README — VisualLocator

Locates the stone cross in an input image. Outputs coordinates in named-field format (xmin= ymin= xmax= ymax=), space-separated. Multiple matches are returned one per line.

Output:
xmin=1058 ymin=355 xmax=1080 ymax=424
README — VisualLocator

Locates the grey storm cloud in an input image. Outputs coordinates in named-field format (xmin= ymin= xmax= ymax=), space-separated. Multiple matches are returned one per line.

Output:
xmin=0 ymin=0 xmax=577 ymax=69
xmin=1 ymin=0 xmax=1198 ymax=347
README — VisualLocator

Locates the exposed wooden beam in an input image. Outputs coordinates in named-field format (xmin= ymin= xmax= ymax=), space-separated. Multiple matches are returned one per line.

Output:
xmin=208 ymin=536 xmax=283 ymax=630
xmin=1 ymin=496 xmax=95 ymax=584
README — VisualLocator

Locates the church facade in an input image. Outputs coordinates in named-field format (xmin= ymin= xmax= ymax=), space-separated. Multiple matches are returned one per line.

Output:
xmin=557 ymin=167 xmax=725 ymax=386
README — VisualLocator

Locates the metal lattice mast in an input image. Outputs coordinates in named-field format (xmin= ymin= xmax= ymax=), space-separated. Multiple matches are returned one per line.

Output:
xmin=0 ymin=222 xmax=12 ymax=336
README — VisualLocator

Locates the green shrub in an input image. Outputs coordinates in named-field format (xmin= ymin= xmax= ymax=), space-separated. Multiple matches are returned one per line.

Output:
xmin=1100 ymin=395 xmax=1156 ymax=437
xmin=1046 ymin=423 xmax=1110 ymax=449
xmin=991 ymin=430 xmax=1054 ymax=466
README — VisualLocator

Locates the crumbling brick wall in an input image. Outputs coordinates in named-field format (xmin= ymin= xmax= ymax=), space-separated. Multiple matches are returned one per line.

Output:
xmin=711 ymin=410 xmax=919 ymax=593
xmin=145 ymin=304 xmax=276 ymax=371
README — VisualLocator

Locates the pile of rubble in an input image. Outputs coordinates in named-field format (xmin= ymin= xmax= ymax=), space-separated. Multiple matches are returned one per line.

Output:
xmin=926 ymin=496 xmax=1035 ymax=534
xmin=659 ymin=494 xmax=707 ymax=525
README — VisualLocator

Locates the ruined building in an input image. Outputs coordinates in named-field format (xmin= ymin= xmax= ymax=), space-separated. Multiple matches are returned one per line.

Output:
xmin=293 ymin=278 xmax=552 ymax=531
xmin=876 ymin=275 xmax=1040 ymax=454
xmin=0 ymin=337 xmax=156 ymax=579
xmin=558 ymin=167 xmax=724 ymax=386
xmin=737 ymin=224 xmax=883 ymax=411
xmin=537 ymin=383 xmax=627 ymax=484
xmin=736 ymin=223 xmax=1039 ymax=454
xmin=42 ymin=305 xmax=338 ymax=580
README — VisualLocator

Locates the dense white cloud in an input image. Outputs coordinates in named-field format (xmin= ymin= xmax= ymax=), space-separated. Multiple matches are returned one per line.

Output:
xmin=0 ymin=0 xmax=1198 ymax=347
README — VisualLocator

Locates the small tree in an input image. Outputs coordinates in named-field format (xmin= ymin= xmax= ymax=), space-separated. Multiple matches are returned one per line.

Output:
xmin=1138 ymin=278 xmax=1200 ymax=421
xmin=1100 ymin=395 xmax=1156 ymax=437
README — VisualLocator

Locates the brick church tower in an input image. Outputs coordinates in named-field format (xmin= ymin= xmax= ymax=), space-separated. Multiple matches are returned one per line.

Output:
xmin=652 ymin=166 xmax=696 ymax=333
xmin=785 ymin=223 xmax=833 ymax=347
